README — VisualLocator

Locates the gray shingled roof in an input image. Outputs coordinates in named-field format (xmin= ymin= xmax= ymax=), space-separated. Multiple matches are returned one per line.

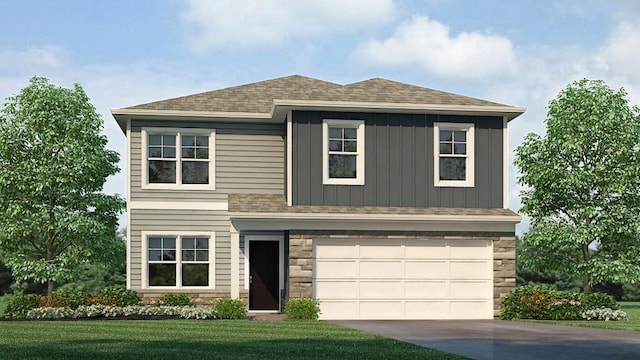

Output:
xmin=125 ymin=75 xmax=509 ymax=114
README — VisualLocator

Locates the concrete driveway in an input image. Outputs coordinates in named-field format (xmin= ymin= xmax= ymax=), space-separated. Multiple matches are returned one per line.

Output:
xmin=333 ymin=320 xmax=640 ymax=360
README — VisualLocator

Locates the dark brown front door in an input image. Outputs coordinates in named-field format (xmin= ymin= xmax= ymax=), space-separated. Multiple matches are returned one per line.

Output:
xmin=249 ymin=241 xmax=279 ymax=310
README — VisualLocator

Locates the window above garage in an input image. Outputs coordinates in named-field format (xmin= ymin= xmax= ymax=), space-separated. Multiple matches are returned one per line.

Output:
xmin=434 ymin=122 xmax=475 ymax=187
xmin=322 ymin=119 xmax=365 ymax=185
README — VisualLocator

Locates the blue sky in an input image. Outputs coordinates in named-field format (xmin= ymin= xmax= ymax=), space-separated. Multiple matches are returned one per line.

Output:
xmin=1 ymin=0 xmax=639 ymax=233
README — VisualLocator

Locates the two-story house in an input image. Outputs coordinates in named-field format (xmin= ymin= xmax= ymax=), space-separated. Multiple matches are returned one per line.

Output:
xmin=112 ymin=75 xmax=524 ymax=320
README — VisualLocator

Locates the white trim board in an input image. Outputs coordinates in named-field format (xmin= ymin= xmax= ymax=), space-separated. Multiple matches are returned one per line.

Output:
xmin=231 ymin=213 xmax=520 ymax=233
xmin=126 ymin=119 xmax=132 ymax=289
xmin=129 ymin=201 xmax=228 ymax=211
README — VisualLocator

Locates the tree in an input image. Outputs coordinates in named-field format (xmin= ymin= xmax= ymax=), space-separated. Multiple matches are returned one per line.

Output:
xmin=0 ymin=76 xmax=125 ymax=294
xmin=515 ymin=79 xmax=640 ymax=293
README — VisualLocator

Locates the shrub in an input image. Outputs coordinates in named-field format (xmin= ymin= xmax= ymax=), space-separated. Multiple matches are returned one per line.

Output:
xmin=3 ymin=293 xmax=39 ymax=318
xmin=96 ymin=286 xmax=140 ymax=306
xmin=284 ymin=298 xmax=320 ymax=320
xmin=159 ymin=294 xmax=193 ymax=306
xmin=56 ymin=287 xmax=89 ymax=309
xmin=37 ymin=293 xmax=72 ymax=308
xmin=500 ymin=285 xmax=584 ymax=320
xmin=580 ymin=292 xmax=619 ymax=310
xmin=213 ymin=297 xmax=246 ymax=319
xmin=501 ymin=285 xmax=622 ymax=320
xmin=582 ymin=307 xmax=627 ymax=321
xmin=25 ymin=305 xmax=216 ymax=320
xmin=85 ymin=294 xmax=116 ymax=305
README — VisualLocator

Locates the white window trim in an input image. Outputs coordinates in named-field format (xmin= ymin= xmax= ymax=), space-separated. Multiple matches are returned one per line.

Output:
xmin=434 ymin=122 xmax=475 ymax=187
xmin=322 ymin=119 xmax=365 ymax=185
xmin=141 ymin=231 xmax=216 ymax=290
xmin=141 ymin=127 xmax=216 ymax=190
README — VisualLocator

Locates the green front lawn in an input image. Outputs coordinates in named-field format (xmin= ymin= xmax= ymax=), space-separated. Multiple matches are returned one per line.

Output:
xmin=0 ymin=320 xmax=464 ymax=360
xmin=528 ymin=302 xmax=640 ymax=332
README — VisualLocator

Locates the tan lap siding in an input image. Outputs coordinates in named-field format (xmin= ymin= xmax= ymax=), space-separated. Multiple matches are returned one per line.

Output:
xmin=216 ymin=133 xmax=284 ymax=194
xmin=129 ymin=209 xmax=231 ymax=289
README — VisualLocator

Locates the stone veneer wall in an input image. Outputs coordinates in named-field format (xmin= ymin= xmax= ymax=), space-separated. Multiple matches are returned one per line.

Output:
xmin=287 ymin=231 xmax=516 ymax=317
xmin=493 ymin=236 xmax=516 ymax=316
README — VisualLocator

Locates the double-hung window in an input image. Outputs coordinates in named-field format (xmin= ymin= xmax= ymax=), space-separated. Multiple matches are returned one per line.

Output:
xmin=434 ymin=123 xmax=474 ymax=187
xmin=145 ymin=233 xmax=214 ymax=288
xmin=142 ymin=128 xmax=215 ymax=189
xmin=322 ymin=119 xmax=365 ymax=185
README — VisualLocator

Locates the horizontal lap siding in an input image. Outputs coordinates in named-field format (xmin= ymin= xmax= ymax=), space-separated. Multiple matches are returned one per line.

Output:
xmin=129 ymin=209 xmax=230 ymax=289
xmin=292 ymin=111 xmax=503 ymax=208
xmin=130 ymin=120 xmax=285 ymax=201
xmin=217 ymin=134 xmax=285 ymax=193
xmin=128 ymin=120 xmax=285 ymax=292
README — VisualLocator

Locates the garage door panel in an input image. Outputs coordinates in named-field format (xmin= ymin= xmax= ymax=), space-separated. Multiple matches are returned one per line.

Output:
xmin=315 ymin=280 xmax=358 ymax=299
xmin=314 ymin=239 xmax=357 ymax=258
xmin=406 ymin=301 xmax=449 ymax=319
xmin=450 ymin=300 xmax=492 ymax=319
xmin=405 ymin=260 xmax=448 ymax=279
xmin=359 ymin=280 xmax=403 ymax=299
xmin=449 ymin=260 xmax=492 ymax=279
xmin=359 ymin=241 xmax=404 ymax=258
xmin=319 ymin=301 xmax=358 ymax=320
xmin=359 ymin=301 xmax=403 ymax=319
xmin=405 ymin=239 xmax=448 ymax=258
xmin=450 ymin=281 xmax=493 ymax=299
xmin=448 ymin=240 xmax=491 ymax=259
xmin=359 ymin=260 xmax=403 ymax=278
xmin=315 ymin=260 xmax=357 ymax=277
xmin=405 ymin=280 xmax=448 ymax=298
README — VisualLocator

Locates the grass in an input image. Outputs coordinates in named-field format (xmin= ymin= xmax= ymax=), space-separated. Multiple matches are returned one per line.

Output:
xmin=0 ymin=320 xmax=465 ymax=360
xmin=527 ymin=302 xmax=640 ymax=332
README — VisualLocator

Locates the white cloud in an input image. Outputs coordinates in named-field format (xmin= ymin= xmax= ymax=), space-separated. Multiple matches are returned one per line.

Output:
xmin=181 ymin=0 xmax=396 ymax=52
xmin=0 ymin=45 xmax=68 ymax=71
xmin=353 ymin=16 xmax=518 ymax=81
xmin=599 ymin=21 xmax=640 ymax=83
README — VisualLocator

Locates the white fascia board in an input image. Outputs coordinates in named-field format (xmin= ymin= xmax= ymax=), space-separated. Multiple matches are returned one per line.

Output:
xmin=229 ymin=212 xmax=521 ymax=223
xmin=273 ymin=100 xmax=526 ymax=121
xmin=111 ymin=108 xmax=273 ymax=120
xmin=111 ymin=108 xmax=277 ymax=133
xmin=230 ymin=217 xmax=518 ymax=233
xmin=229 ymin=212 xmax=521 ymax=233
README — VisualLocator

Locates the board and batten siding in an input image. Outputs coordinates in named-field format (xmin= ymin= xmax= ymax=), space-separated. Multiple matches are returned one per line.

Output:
xmin=291 ymin=111 xmax=503 ymax=208
xmin=129 ymin=120 xmax=285 ymax=202
xmin=129 ymin=209 xmax=231 ymax=289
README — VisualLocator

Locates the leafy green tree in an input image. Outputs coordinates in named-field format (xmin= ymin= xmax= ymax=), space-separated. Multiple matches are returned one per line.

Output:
xmin=515 ymin=79 xmax=640 ymax=292
xmin=57 ymin=227 xmax=126 ymax=294
xmin=0 ymin=76 xmax=125 ymax=294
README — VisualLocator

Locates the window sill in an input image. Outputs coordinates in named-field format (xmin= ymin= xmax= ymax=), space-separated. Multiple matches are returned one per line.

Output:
xmin=323 ymin=178 xmax=365 ymax=186
xmin=434 ymin=180 xmax=475 ymax=188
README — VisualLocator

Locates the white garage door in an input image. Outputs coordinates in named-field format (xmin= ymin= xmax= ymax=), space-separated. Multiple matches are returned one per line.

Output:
xmin=313 ymin=238 xmax=493 ymax=320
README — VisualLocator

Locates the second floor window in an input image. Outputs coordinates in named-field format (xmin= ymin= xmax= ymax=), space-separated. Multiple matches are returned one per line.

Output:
xmin=142 ymin=128 xmax=215 ymax=189
xmin=434 ymin=122 xmax=475 ymax=187
xmin=322 ymin=119 xmax=365 ymax=185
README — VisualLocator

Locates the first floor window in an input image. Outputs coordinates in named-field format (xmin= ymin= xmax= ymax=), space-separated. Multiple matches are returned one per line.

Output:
xmin=143 ymin=128 xmax=215 ymax=189
xmin=434 ymin=122 xmax=475 ymax=187
xmin=147 ymin=234 xmax=212 ymax=287
xmin=323 ymin=119 xmax=365 ymax=185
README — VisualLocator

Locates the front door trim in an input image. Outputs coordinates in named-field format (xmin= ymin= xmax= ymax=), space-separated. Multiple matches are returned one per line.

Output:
xmin=245 ymin=234 xmax=284 ymax=311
